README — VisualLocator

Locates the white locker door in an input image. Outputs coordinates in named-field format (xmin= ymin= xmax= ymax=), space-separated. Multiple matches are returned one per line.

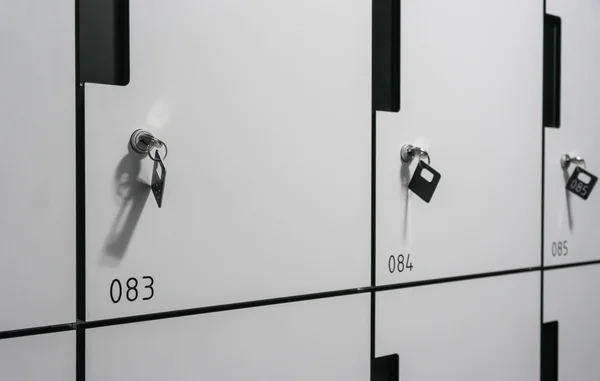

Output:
xmin=376 ymin=0 xmax=542 ymax=285
xmin=376 ymin=273 xmax=540 ymax=380
xmin=84 ymin=0 xmax=371 ymax=321
xmin=544 ymin=0 xmax=600 ymax=266
xmin=0 ymin=0 xmax=75 ymax=330
xmin=544 ymin=265 xmax=600 ymax=380
xmin=86 ymin=294 xmax=369 ymax=381
xmin=0 ymin=331 xmax=75 ymax=380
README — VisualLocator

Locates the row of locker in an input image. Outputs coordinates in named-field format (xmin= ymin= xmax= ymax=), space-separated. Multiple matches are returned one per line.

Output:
xmin=2 ymin=0 xmax=599 ymax=331
xmin=2 ymin=266 xmax=598 ymax=380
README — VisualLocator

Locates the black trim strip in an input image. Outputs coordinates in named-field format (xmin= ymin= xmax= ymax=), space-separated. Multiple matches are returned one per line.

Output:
xmin=11 ymin=259 xmax=600 ymax=335
xmin=10 ymin=255 xmax=600 ymax=337
xmin=370 ymin=108 xmax=377 ymax=380
xmin=75 ymin=0 xmax=86 ymax=325
xmin=76 ymin=324 xmax=85 ymax=381
xmin=545 ymin=259 xmax=600 ymax=271
xmin=371 ymin=292 xmax=376 ymax=381
xmin=0 ymin=265 xmax=557 ymax=336
xmin=0 ymin=324 xmax=74 ymax=341
xmin=541 ymin=4 xmax=547 ymax=380
xmin=372 ymin=266 xmax=540 ymax=293
xmin=80 ymin=287 xmax=368 ymax=329
xmin=75 ymin=1 xmax=87 ymax=379
xmin=80 ymin=266 xmax=541 ymax=330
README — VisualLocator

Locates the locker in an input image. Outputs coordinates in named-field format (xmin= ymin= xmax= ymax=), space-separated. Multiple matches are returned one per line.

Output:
xmin=544 ymin=0 xmax=600 ymax=266
xmin=376 ymin=273 xmax=540 ymax=380
xmin=543 ymin=265 xmax=600 ymax=380
xmin=86 ymin=294 xmax=370 ymax=381
xmin=375 ymin=0 xmax=542 ymax=285
xmin=0 ymin=0 xmax=75 ymax=330
xmin=0 ymin=331 xmax=75 ymax=380
xmin=83 ymin=0 xmax=371 ymax=321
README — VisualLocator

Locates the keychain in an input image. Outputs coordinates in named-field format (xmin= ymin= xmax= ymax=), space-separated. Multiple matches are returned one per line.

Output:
xmin=401 ymin=144 xmax=441 ymax=203
xmin=561 ymin=153 xmax=597 ymax=200
xmin=130 ymin=129 xmax=168 ymax=207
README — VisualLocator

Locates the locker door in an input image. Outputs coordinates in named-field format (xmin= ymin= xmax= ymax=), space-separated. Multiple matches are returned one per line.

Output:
xmin=544 ymin=265 xmax=600 ymax=380
xmin=86 ymin=294 xmax=369 ymax=381
xmin=83 ymin=0 xmax=371 ymax=321
xmin=375 ymin=0 xmax=542 ymax=285
xmin=544 ymin=0 xmax=600 ymax=265
xmin=376 ymin=273 xmax=540 ymax=380
xmin=0 ymin=0 xmax=75 ymax=330
xmin=0 ymin=331 xmax=75 ymax=380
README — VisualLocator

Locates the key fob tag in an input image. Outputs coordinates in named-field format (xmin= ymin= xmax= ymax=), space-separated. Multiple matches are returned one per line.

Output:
xmin=566 ymin=166 xmax=597 ymax=200
xmin=408 ymin=160 xmax=441 ymax=203
xmin=151 ymin=151 xmax=166 ymax=207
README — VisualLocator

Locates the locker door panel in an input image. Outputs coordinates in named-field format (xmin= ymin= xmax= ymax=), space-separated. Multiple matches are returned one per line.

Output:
xmin=376 ymin=273 xmax=540 ymax=380
xmin=544 ymin=266 xmax=600 ymax=380
xmin=86 ymin=294 xmax=369 ymax=381
xmin=544 ymin=0 xmax=600 ymax=265
xmin=0 ymin=331 xmax=75 ymax=380
xmin=0 ymin=0 xmax=75 ymax=330
xmin=376 ymin=0 xmax=542 ymax=285
xmin=84 ymin=0 xmax=371 ymax=321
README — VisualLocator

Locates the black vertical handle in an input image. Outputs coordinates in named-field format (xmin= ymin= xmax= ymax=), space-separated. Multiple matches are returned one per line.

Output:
xmin=542 ymin=321 xmax=559 ymax=381
xmin=375 ymin=354 xmax=399 ymax=381
xmin=544 ymin=14 xmax=561 ymax=128
xmin=78 ymin=0 xmax=130 ymax=85
xmin=373 ymin=0 xmax=400 ymax=112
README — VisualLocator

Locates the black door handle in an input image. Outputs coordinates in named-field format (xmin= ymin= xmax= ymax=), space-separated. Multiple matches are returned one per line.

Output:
xmin=78 ymin=0 xmax=130 ymax=85
xmin=544 ymin=14 xmax=561 ymax=128
xmin=373 ymin=0 xmax=400 ymax=112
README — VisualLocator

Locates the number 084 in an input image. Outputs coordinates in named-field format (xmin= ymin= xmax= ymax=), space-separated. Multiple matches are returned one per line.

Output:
xmin=388 ymin=254 xmax=414 ymax=273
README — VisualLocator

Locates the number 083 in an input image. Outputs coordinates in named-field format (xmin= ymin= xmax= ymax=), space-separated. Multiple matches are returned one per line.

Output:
xmin=110 ymin=276 xmax=154 ymax=304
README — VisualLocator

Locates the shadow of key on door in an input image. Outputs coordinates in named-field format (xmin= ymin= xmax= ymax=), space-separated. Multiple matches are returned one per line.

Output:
xmin=103 ymin=146 xmax=151 ymax=263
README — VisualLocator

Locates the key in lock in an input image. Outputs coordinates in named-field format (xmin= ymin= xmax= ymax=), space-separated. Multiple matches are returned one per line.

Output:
xmin=130 ymin=129 xmax=168 ymax=207
xmin=401 ymin=144 xmax=441 ymax=203
xmin=561 ymin=153 xmax=597 ymax=200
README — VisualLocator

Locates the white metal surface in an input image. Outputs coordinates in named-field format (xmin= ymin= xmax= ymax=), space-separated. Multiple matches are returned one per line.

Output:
xmin=84 ymin=0 xmax=371 ymax=321
xmin=0 ymin=331 xmax=75 ymax=380
xmin=544 ymin=265 xmax=600 ymax=380
xmin=0 ymin=0 xmax=75 ymax=330
xmin=376 ymin=0 xmax=542 ymax=285
xmin=376 ymin=273 xmax=540 ymax=380
xmin=545 ymin=0 xmax=600 ymax=265
xmin=87 ymin=294 xmax=369 ymax=381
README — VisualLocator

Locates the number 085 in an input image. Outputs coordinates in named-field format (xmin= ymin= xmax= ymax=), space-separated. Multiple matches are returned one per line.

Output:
xmin=569 ymin=179 xmax=589 ymax=197
xmin=551 ymin=241 xmax=568 ymax=257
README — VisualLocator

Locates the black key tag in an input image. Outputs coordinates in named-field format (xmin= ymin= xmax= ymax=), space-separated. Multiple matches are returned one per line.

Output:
xmin=566 ymin=166 xmax=597 ymax=200
xmin=151 ymin=151 xmax=166 ymax=207
xmin=408 ymin=160 xmax=441 ymax=203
